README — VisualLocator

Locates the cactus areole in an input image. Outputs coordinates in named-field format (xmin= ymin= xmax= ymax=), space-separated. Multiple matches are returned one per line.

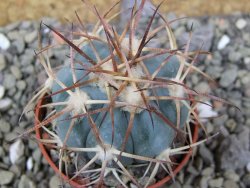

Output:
xmin=31 ymin=1 xmax=205 ymax=187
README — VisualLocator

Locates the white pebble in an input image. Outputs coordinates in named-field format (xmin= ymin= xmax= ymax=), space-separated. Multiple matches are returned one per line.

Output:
xmin=217 ymin=35 xmax=230 ymax=50
xmin=0 ymin=85 xmax=5 ymax=99
xmin=247 ymin=162 xmax=250 ymax=173
xmin=236 ymin=18 xmax=247 ymax=30
xmin=26 ymin=157 xmax=33 ymax=171
xmin=0 ymin=98 xmax=12 ymax=111
xmin=0 ymin=33 xmax=10 ymax=50
xmin=9 ymin=139 xmax=25 ymax=164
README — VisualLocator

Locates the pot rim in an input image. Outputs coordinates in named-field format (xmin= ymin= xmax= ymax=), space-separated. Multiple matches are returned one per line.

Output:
xmin=35 ymin=94 xmax=199 ymax=188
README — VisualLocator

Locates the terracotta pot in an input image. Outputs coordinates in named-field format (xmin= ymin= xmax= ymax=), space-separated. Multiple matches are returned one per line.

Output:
xmin=35 ymin=95 xmax=199 ymax=188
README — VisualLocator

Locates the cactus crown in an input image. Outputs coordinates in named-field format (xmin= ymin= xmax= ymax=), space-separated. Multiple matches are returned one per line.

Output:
xmin=19 ymin=0 xmax=236 ymax=187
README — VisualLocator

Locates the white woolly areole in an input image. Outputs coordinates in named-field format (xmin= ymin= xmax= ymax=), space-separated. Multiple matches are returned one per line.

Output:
xmin=96 ymin=145 xmax=114 ymax=162
xmin=121 ymin=64 xmax=145 ymax=79
xmin=67 ymin=91 xmax=91 ymax=113
xmin=156 ymin=148 xmax=171 ymax=162
xmin=119 ymin=85 xmax=148 ymax=113
xmin=45 ymin=77 xmax=54 ymax=89
xmin=121 ymin=37 xmax=141 ymax=56
xmin=168 ymin=79 xmax=185 ymax=98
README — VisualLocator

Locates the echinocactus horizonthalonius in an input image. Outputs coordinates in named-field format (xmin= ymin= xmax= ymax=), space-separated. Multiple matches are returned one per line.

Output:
xmin=20 ymin=0 xmax=235 ymax=187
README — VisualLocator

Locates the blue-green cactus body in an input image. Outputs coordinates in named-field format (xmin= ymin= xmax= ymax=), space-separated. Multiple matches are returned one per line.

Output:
xmin=56 ymin=113 xmax=92 ymax=148
xmin=52 ymin=39 xmax=189 ymax=165
xmin=86 ymin=108 xmax=134 ymax=165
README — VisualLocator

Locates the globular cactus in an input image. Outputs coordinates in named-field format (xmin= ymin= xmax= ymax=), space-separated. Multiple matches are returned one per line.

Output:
xmin=20 ymin=0 xmax=231 ymax=187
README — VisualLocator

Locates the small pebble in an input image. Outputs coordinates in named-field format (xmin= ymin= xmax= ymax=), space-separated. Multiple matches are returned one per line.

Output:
xmin=217 ymin=35 xmax=230 ymax=50
xmin=10 ymin=65 xmax=22 ymax=79
xmin=0 ymin=33 xmax=10 ymax=50
xmin=26 ymin=157 xmax=33 ymax=171
xmin=0 ymin=170 xmax=15 ymax=185
xmin=219 ymin=67 xmax=238 ymax=87
xmin=0 ymin=85 xmax=5 ymax=99
xmin=223 ymin=180 xmax=239 ymax=188
xmin=9 ymin=139 xmax=25 ymax=164
xmin=24 ymin=30 xmax=37 ymax=43
xmin=236 ymin=18 xmax=247 ymax=29
xmin=247 ymin=162 xmax=250 ymax=173
xmin=16 ymin=80 xmax=26 ymax=90
xmin=18 ymin=175 xmax=36 ymax=188
xmin=199 ymin=145 xmax=214 ymax=165
xmin=0 ymin=98 xmax=13 ymax=111
xmin=0 ymin=119 xmax=11 ymax=133
xmin=0 ymin=54 xmax=6 ymax=71
xmin=202 ymin=167 xmax=214 ymax=176
xmin=224 ymin=169 xmax=240 ymax=182
xmin=3 ymin=74 xmax=16 ymax=89
xmin=49 ymin=175 xmax=61 ymax=188
xmin=242 ymin=174 xmax=250 ymax=187
xmin=208 ymin=177 xmax=224 ymax=188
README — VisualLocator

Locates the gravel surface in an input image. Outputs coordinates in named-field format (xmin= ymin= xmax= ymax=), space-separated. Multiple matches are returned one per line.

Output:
xmin=0 ymin=11 xmax=249 ymax=188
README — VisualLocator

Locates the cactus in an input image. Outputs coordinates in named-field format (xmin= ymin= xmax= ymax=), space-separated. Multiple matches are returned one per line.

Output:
xmin=19 ymin=0 xmax=236 ymax=187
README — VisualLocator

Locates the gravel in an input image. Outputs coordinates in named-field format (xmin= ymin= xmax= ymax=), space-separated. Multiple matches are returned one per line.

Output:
xmin=0 ymin=170 xmax=15 ymax=185
xmin=0 ymin=10 xmax=249 ymax=188
xmin=0 ymin=33 xmax=10 ymax=50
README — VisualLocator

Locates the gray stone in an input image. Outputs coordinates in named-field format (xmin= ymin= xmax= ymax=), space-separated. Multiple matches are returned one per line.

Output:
xmin=0 ymin=85 xmax=5 ymax=99
xmin=18 ymin=175 xmax=35 ymax=188
xmin=219 ymin=67 xmax=238 ymax=87
xmin=49 ymin=175 xmax=60 ymax=188
xmin=202 ymin=167 xmax=214 ymax=177
xmin=0 ymin=119 xmax=11 ymax=133
xmin=223 ymin=180 xmax=239 ymax=188
xmin=236 ymin=18 xmax=247 ymax=29
xmin=7 ymin=30 xmax=20 ymax=40
xmin=13 ymin=38 xmax=25 ymax=54
xmin=16 ymin=80 xmax=26 ymax=91
xmin=200 ymin=176 xmax=211 ymax=188
xmin=219 ymin=128 xmax=250 ymax=170
xmin=32 ymin=148 xmax=42 ymax=163
xmin=194 ymin=81 xmax=211 ymax=93
xmin=199 ymin=144 xmax=214 ymax=165
xmin=4 ymin=22 xmax=20 ymax=32
xmin=0 ymin=33 xmax=10 ymax=50
xmin=228 ymin=51 xmax=242 ymax=62
xmin=3 ymin=74 xmax=16 ymax=89
xmin=21 ymin=65 xmax=35 ymax=74
xmin=9 ymin=165 xmax=22 ymax=177
xmin=0 ymin=146 xmax=5 ymax=157
xmin=225 ymin=119 xmax=237 ymax=132
xmin=24 ymin=30 xmax=37 ymax=43
xmin=10 ymin=65 xmax=22 ymax=79
xmin=187 ymin=165 xmax=199 ymax=176
xmin=178 ymin=24 xmax=214 ymax=61
xmin=224 ymin=170 xmax=240 ymax=182
xmin=120 ymin=0 xmax=155 ymax=24
xmin=0 ymin=98 xmax=13 ymax=111
xmin=0 ymin=54 xmax=6 ymax=71
xmin=242 ymin=174 xmax=250 ymax=187
xmin=0 ymin=170 xmax=15 ymax=185
xmin=208 ymin=177 xmax=224 ymax=188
